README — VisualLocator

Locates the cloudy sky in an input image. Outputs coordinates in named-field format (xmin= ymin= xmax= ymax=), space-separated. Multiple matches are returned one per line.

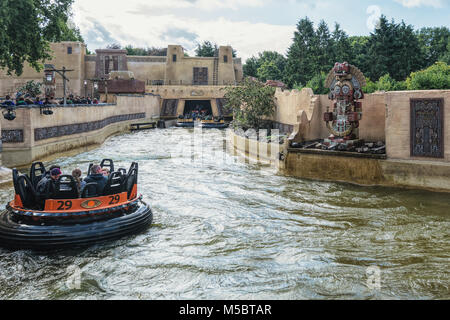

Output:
xmin=72 ymin=0 xmax=450 ymax=61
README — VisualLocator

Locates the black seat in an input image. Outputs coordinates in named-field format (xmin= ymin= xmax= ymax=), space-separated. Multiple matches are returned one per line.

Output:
xmin=30 ymin=162 xmax=46 ymax=189
xmin=12 ymin=168 xmax=20 ymax=195
xmin=100 ymin=159 xmax=114 ymax=173
xmin=118 ymin=168 xmax=127 ymax=184
xmin=122 ymin=168 xmax=138 ymax=199
xmin=103 ymin=172 xmax=124 ymax=196
xmin=87 ymin=163 xmax=93 ymax=175
xmin=81 ymin=182 xmax=100 ymax=198
xmin=127 ymin=162 xmax=138 ymax=175
xmin=16 ymin=174 xmax=39 ymax=209
xmin=52 ymin=175 xmax=79 ymax=199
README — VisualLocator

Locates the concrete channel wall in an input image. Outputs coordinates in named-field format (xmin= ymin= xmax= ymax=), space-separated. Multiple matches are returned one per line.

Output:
xmin=1 ymin=94 xmax=160 ymax=168
xmin=230 ymin=88 xmax=450 ymax=193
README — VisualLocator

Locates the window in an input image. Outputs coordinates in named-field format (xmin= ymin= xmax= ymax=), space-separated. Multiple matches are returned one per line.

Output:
xmin=224 ymin=55 xmax=228 ymax=63
xmin=193 ymin=67 xmax=208 ymax=85
xmin=113 ymin=56 xmax=119 ymax=71
xmin=173 ymin=54 xmax=177 ymax=62
xmin=105 ymin=56 xmax=110 ymax=74
xmin=67 ymin=47 xmax=72 ymax=54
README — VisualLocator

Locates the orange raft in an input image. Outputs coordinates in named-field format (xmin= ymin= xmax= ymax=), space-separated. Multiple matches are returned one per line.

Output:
xmin=0 ymin=160 xmax=152 ymax=250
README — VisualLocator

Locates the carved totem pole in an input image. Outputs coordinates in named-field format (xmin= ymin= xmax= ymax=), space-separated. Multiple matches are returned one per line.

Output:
xmin=323 ymin=62 xmax=366 ymax=149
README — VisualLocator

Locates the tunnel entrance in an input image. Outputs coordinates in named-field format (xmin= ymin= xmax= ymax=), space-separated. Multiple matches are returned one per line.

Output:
xmin=183 ymin=100 xmax=212 ymax=117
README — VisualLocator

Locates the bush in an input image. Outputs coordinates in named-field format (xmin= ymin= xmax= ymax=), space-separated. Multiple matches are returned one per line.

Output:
xmin=363 ymin=78 xmax=377 ymax=93
xmin=406 ymin=61 xmax=450 ymax=90
xmin=224 ymin=78 xmax=276 ymax=129
xmin=293 ymin=72 xmax=329 ymax=95
xmin=362 ymin=74 xmax=406 ymax=93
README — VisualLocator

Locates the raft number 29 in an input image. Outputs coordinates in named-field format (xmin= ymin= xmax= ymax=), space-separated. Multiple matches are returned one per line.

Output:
xmin=57 ymin=200 xmax=73 ymax=210
xmin=55 ymin=195 xmax=121 ymax=211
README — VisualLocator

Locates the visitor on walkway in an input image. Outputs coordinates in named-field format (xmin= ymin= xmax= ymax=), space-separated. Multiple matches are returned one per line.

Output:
xmin=34 ymin=97 xmax=43 ymax=105
xmin=2 ymin=95 xmax=15 ymax=106
xmin=16 ymin=96 xmax=26 ymax=106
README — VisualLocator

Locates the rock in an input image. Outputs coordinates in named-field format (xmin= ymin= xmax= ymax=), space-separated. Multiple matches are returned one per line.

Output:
xmin=327 ymin=144 xmax=337 ymax=151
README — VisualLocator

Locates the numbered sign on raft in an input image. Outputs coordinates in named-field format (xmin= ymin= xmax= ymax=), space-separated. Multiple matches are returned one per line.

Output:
xmin=44 ymin=192 xmax=129 ymax=212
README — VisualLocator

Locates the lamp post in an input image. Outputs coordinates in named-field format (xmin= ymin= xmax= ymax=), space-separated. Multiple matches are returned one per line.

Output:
xmin=93 ymin=82 xmax=98 ymax=99
xmin=84 ymin=80 xmax=88 ymax=97
xmin=44 ymin=66 xmax=74 ymax=106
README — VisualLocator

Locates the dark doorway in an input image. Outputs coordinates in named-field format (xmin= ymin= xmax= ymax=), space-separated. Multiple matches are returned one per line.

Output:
xmin=184 ymin=100 xmax=212 ymax=117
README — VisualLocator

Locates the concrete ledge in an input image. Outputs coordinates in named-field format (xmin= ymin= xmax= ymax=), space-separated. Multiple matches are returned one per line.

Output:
xmin=2 ymin=118 xmax=147 ymax=167
xmin=227 ymin=129 xmax=287 ymax=167
xmin=288 ymin=147 xmax=387 ymax=159
xmin=0 ymin=166 xmax=12 ymax=186
xmin=285 ymin=152 xmax=450 ymax=193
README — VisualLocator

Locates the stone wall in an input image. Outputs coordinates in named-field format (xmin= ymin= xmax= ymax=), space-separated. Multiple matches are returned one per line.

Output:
xmin=1 ymin=94 xmax=160 ymax=167
xmin=272 ymin=88 xmax=386 ymax=142
xmin=0 ymin=42 xmax=86 ymax=98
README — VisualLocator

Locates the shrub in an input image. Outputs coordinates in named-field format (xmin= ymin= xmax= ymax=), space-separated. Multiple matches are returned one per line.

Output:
xmin=406 ymin=61 xmax=450 ymax=90
xmin=224 ymin=78 xmax=276 ymax=129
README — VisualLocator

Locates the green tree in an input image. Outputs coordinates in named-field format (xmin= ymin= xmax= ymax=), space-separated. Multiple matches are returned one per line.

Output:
xmin=284 ymin=17 xmax=318 ymax=88
xmin=349 ymin=35 xmax=370 ymax=75
xmin=332 ymin=23 xmax=352 ymax=63
xmin=124 ymin=45 xmax=167 ymax=56
xmin=366 ymin=16 xmax=422 ymax=81
xmin=417 ymin=27 xmax=450 ymax=68
xmin=243 ymin=56 xmax=260 ymax=78
xmin=224 ymin=78 xmax=276 ymax=129
xmin=406 ymin=61 xmax=450 ymax=90
xmin=195 ymin=41 xmax=218 ymax=57
xmin=307 ymin=72 xmax=329 ymax=94
xmin=243 ymin=51 xmax=287 ymax=80
xmin=17 ymin=80 xmax=42 ymax=97
xmin=0 ymin=0 xmax=77 ymax=76
xmin=257 ymin=60 xmax=282 ymax=82
xmin=315 ymin=20 xmax=333 ymax=73
xmin=439 ymin=41 xmax=450 ymax=64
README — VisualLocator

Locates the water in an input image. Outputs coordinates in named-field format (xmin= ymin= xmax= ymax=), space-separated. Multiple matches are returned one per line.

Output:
xmin=0 ymin=128 xmax=448 ymax=299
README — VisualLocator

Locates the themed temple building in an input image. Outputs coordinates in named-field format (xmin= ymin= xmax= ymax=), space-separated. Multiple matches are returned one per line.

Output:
xmin=0 ymin=41 xmax=244 ymax=118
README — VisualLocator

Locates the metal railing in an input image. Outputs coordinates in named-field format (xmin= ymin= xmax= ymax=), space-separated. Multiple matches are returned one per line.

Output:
xmin=145 ymin=80 xmax=239 ymax=86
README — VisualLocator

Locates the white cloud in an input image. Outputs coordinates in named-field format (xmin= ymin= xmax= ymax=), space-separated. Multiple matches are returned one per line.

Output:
xmin=366 ymin=5 xmax=382 ymax=31
xmin=72 ymin=0 xmax=293 ymax=61
xmin=394 ymin=0 xmax=444 ymax=8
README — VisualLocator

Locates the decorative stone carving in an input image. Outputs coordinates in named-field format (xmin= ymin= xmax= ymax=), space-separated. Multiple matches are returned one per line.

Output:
xmin=410 ymin=98 xmax=444 ymax=158
xmin=2 ymin=130 xmax=24 ymax=143
xmin=34 ymin=113 xmax=145 ymax=141
xmin=323 ymin=62 xmax=366 ymax=148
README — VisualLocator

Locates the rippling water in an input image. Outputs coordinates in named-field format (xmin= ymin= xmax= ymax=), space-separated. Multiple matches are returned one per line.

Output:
xmin=0 ymin=128 xmax=449 ymax=300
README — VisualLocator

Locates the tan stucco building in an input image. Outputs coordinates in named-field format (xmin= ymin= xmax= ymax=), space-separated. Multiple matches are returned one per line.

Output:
xmin=0 ymin=42 xmax=243 ymax=98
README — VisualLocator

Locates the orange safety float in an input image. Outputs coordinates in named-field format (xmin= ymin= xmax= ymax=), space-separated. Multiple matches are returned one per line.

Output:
xmin=0 ymin=159 xmax=152 ymax=250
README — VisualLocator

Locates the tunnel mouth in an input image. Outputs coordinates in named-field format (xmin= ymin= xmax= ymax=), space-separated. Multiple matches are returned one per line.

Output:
xmin=183 ymin=100 xmax=212 ymax=117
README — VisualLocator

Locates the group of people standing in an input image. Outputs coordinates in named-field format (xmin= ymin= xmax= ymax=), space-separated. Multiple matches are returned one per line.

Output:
xmin=36 ymin=164 xmax=111 ymax=200
xmin=1 ymin=94 xmax=99 ymax=107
